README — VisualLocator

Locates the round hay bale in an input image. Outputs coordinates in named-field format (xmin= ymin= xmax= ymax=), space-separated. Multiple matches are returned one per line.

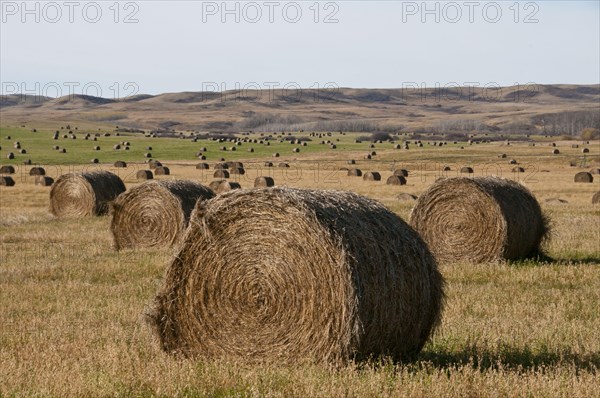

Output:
xmin=552 ymin=149 xmax=560 ymax=154
xmin=145 ymin=153 xmax=152 ymax=158
xmin=499 ymin=154 xmax=507 ymax=158
xmin=248 ymin=148 xmax=254 ymax=153
xmin=363 ymin=172 xmax=381 ymax=181
xmin=210 ymin=180 xmax=241 ymax=194
xmin=590 ymin=168 xmax=600 ymax=175
xmin=364 ymin=154 xmax=372 ymax=160
xmin=114 ymin=161 xmax=127 ymax=168
xmin=49 ymin=171 xmax=126 ymax=217
xmin=396 ymin=193 xmax=418 ymax=201
xmin=196 ymin=163 xmax=209 ymax=170
xmin=442 ymin=166 xmax=451 ymax=172
xmin=149 ymin=160 xmax=162 ymax=169
xmin=592 ymin=191 xmax=600 ymax=204
xmin=146 ymin=146 xmax=153 ymax=151
xmin=113 ymin=144 xmax=121 ymax=150
xmin=145 ymin=188 xmax=444 ymax=363
xmin=136 ymin=170 xmax=154 ymax=180
xmin=254 ymin=176 xmax=275 ymax=188
xmin=35 ymin=176 xmax=54 ymax=186
xmin=279 ymin=162 xmax=290 ymax=168
xmin=53 ymin=145 xmax=60 ymax=150
xmin=273 ymin=153 xmax=280 ymax=157
xmin=214 ymin=163 xmax=229 ymax=170
xmin=347 ymin=159 xmax=356 ymax=165
xmin=19 ymin=149 xmax=26 ymax=154
xmin=347 ymin=168 xmax=362 ymax=177
xmin=264 ymin=161 xmax=273 ymax=167
xmin=509 ymin=159 xmax=517 ymax=165
xmin=0 ymin=176 xmax=15 ymax=186
xmin=7 ymin=152 xmax=15 ymax=159
xmin=230 ymin=167 xmax=245 ymax=175
xmin=0 ymin=165 xmax=15 ymax=174
xmin=386 ymin=175 xmax=407 ymax=185
xmin=409 ymin=177 xmax=548 ymax=263
xmin=110 ymin=180 xmax=214 ymax=250
xmin=91 ymin=158 xmax=99 ymax=164
xmin=512 ymin=167 xmax=525 ymax=173
xmin=582 ymin=148 xmax=590 ymax=153
xmin=214 ymin=169 xmax=230 ymax=179
xmin=394 ymin=169 xmax=409 ymax=177
xmin=460 ymin=166 xmax=473 ymax=174
xmin=155 ymin=166 xmax=170 ymax=176
xmin=29 ymin=167 xmax=45 ymax=176
xmin=293 ymin=147 xmax=300 ymax=153
xmin=226 ymin=161 xmax=244 ymax=169
xmin=574 ymin=172 xmax=593 ymax=183
xmin=94 ymin=146 xmax=100 ymax=151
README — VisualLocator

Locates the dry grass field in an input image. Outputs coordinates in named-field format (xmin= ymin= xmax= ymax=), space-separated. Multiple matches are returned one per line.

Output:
xmin=1 ymin=126 xmax=599 ymax=397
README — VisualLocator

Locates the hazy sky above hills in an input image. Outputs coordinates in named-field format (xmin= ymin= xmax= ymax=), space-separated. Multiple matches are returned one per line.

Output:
xmin=1 ymin=1 xmax=599 ymax=98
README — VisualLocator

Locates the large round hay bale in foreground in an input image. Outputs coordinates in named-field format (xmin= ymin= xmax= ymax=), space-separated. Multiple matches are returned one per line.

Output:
xmin=29 ymin=167 xmax=45 ymax=176
xmin=574 ymin=172 xmax=593 ymax=183
xmin=110 ymin=180 xmax=214 ymax=250
xmin=592 ymin=191 xmax=600 ymax=204
xmin=410 ymin=177 xmax=548 ymax=264
xmin=50 ymin=171 xmax=126 ymax=217
xmin=0 ymin=165 xmax=15 ymax=174
xmin=0 ymin=176 xmax=15 ymax=186
xmin=386 ymin=175 xmax=407 ymax=185
xmin=35 ymin=176 xmax=54 ymax=186
xmin=254 ymin=176 xmax=275 ymax=188
xmin=136 ymin=170 xmax=154 ymax=180
xmin=145 ymin=188 xmax=444 ymax=363
xmin=363 ymin=171 xmax=381 ymax=181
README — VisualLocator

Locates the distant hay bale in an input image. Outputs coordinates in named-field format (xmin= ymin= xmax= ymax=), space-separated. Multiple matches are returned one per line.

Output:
xmin=19 ymin=149 xmax=26 ymax=154
xmin=273 ymin=153 xmax=280 ymax=157
xmin=149 ymin=160 xmax=162 ymax=169
xmin=552 ymin=149 xmax=560 ymax=155
xmin=364 ymin=154 xmax=372 ymax=160
xmin=394 ymin=169 xmax=409 ymax=177
xmin=35 ymin=176 xmax=54 ymax=186
xmin=0 ymin=165 xmax=15 ymax=174
xmin=114 ymin=161 xmax=127 ymax=168
xmin=347 ymin=168 xmax=362 ymax=177
xmin=136 ymin=170 xmax=154 ymax=180
xmin=254 ymin=176 xmax=275 ymax=187
xmin=442 ymin=166 xmax=451 ymax=172
xmin=512 ymin=167 xmax=525 ymax=173
xmin=214 ymin=163 xmax=228 ymax=170
xmin=146 ymin=146 xmax=153 ymax=151
xmin=574 ymin=172 xmax=593 ymax=183
xmin=499 ymin=154 xmax=507 ymax=158
xmin=590 ymin=168 xmax=600 ymax=175
xmin=264 ymin=161 xmax=273 ymax=167
xmin=410 ymin=177 xmax=548 ymax=263
xmin=214 ymin=169 xmax=230 ymax=179
xmin=509 ymin=159 xmax=517 ymax=165
xmin=592 ymin=191 xmax=600 ymax=204
xmin=279 ymin=162 xmax=290 ymax=168
xmin=293 ymin=147 xmax=300 ymax=153
xmin=29 ymin=167 xmax=45 ymax=176
xmin=91 ymin=158 xmax=99 ymax=164
xmin=94 ymin=146 xmax=100 ymax=151
xmin=0 ymin=176 xmax=15 ymax=186
xmin=145 ymin=153 xmax=152 ymax=158
xmin=460 ymin=166 xmax=473 ymax=174
xmin=209 ymin=180 xmax=241 ymax=193
xmin=110 ymin=180 xmax=214 ymax=250
xmin=145 ymin=188 xmax=444 ymax=363
xmin=196 ymin=163 xmax=209 ymax=170
xmin=396 ymin=193 xmax=417 ymax=201
xmin=582 ymin=148 xmax=590 ymax=153
xmin=113 ymin=144 xmax=121 ymax=150
xmin=363 ymin=172 xmax=381 ymax=181
xmin=155 ymin=166 xmax=170 ymax=176
xmin=49 ymin=171 xmax=126 ymax=217
xmin=230 ymin=167 xmax=245 ymax=175
xmin=386 ymin=175 xmax=407 ymax=185
xmin=7 ymin=152 xmax=14 ymax=159
xmin=347 ymin=159 xmax=356 ymax=165
xmin=226 ymin=161 xmax=244 ymax=169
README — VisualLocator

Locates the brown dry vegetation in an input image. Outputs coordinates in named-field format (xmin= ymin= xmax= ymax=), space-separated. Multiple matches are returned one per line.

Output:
xmin=1 ymin=132 xmax=599 ymax=397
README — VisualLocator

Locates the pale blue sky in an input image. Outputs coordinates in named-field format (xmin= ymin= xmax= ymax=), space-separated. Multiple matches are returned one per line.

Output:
xmin=1 ymin=1 xmax=599 ymax=97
